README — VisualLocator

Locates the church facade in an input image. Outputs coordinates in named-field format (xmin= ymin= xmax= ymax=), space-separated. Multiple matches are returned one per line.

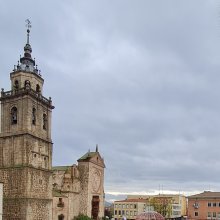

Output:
xmin=0 ymin=22 xmax=105 ymax=220
xmin=52 ymin=147 xmax=105 ymax=220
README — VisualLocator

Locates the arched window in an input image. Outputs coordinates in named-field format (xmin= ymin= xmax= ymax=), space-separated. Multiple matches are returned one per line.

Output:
xmin=14 ymin=80 xmax=19 ymax=90
xmin=32 ymin=108 xmax=36 ymax=125
xmin=36 ymin=84 xmax=41 ymax=93
xmin=43 ymin=114 xmax=47 ymax=130
xmin=24 ymin=80 xmax=31 ymax=89
xmin=58 ymin=214 xmax=64 ymax=220
xmin=11 ymin=107 xmax=18 ymax=124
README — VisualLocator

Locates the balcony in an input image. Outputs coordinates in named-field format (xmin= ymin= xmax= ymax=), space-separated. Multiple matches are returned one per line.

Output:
xmin=1 ymin=87 xmax=54 ymax=109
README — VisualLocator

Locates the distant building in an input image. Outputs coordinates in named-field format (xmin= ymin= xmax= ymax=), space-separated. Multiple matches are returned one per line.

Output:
xmin=125 ymin=194 xmax=187 ymax=219
xmin=105 ymin=202 xmax=114 ymax=218
xmin=149 ymin=194 xmax=186 ymax=219
xmin=114 ymin=198 xmax=149 ymax=220
xmin=188 ymin=191 xmax=220 ymax=220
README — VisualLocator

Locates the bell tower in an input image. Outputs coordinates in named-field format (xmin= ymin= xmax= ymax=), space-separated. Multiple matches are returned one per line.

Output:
xmin=0 ymin=20 xmax=54 ymax=219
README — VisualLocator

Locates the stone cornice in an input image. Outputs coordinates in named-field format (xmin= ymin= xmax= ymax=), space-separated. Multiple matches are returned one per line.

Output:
xmin=0 ymin=132 xmax=53 ymax=144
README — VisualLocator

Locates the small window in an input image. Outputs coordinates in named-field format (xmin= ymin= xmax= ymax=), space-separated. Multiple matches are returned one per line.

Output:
xmin=24 ymin=80 xmax=31 ymax=89
xmin=213 ymin=212 xmax=217 ymax=218
xmin=11 ymin=107 xmax=18 ymax=124
xmin=208 ymin=212 xmax=211 ymax=218
xmin=134 ymin=204 xmax=137 ymax=209
xmin=57 ymin=198 xmax=64 ymax=207
xmin=213 ymin=203 xmax=217 ymax=207
xmin=122 ymin=210 xmax=125 ymax=215
xmin=14 ymin=80 xmax=19 ymax=90
xmin=43 ymin=114 xmax=47 ymax=130
xmin=115 ymin=210 xmax=117 ymax=215
xmin=208 ymin=202 xmax=211 ymax=207
xmin=36 ymin=84 xmax=40 ymax=93
xmin=195 ymin=212 xmax=198 ymax=217
xmin=32 ymin=108 xmax=36 ymax=125
xmin=118 ymin=211 xmax=121 ymax=216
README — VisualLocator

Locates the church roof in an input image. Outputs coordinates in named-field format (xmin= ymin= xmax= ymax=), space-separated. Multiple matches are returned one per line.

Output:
xmin=78 ymin=152 xmax=97 ymax=161
xmin=77 ymin=149 xmax=105 ymax=168
xmin=52 ymin=166 xmax=70 ymax=171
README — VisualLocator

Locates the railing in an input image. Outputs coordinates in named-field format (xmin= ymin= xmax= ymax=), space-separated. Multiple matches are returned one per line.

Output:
xmin=13 ymin=63 xmax=42 ymax=77
xmin=1 ymin=87 xmax=53 ymax=107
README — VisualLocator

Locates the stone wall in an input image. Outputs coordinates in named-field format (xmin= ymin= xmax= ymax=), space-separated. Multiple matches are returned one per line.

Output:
xmin=0 ymin=182 xmax=3 ymax=220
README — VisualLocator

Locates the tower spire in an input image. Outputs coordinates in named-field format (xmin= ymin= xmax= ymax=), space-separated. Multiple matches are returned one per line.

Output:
xmin=19 ymin=19 xmax=35 ymax=69
xmin=25 ymin=19 xmax=31 ymax=44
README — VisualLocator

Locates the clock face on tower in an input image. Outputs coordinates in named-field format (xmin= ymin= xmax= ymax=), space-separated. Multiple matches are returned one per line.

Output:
xmin=91 ymin=169 xmax=101 ymax=193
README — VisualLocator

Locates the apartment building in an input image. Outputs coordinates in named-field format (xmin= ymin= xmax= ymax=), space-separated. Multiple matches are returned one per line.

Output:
xmin=114 ymin=198 xmax=149 ymax=220
xmin=127 ymin=194 xmax=187 ymax=219
xmin=188 ymin=191 xmax=220 ymax=220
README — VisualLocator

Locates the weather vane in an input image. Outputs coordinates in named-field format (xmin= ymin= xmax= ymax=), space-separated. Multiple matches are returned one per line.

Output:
xmin=25 ymin=19 xmax=32 ymax=44
xmin=25 ymin=19 xmax=32 ymax=30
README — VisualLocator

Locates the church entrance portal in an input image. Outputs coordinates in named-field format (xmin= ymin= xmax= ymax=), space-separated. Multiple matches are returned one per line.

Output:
xmin=91 ymin=196 xmax=100 ymax=220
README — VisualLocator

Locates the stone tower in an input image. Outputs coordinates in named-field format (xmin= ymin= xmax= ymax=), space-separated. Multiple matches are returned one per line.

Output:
xmin=52 ymin=146 xmax=105 ymax=220
xmin=0 ymin=20 xmax=54 ymax=219
xmin=78 ymin=145 xmax=105 ymax=220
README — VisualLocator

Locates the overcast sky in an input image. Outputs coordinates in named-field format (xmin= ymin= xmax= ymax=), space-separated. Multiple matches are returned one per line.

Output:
xmin=1 ymin=0 xmax=220 ymax=202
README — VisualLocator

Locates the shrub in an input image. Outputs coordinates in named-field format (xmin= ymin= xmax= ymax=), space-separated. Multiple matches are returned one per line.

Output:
xmin=73 ymin=214 xmax=92 ymax=220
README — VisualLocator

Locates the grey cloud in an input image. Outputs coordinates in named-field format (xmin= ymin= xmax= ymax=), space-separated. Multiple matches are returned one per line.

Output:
xmin=1 ymin=0 xmax=220 ymax=200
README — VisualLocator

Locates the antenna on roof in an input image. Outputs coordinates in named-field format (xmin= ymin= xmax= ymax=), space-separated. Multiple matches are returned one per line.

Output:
xmin=96 ymin=144 xmax=98 ymax=152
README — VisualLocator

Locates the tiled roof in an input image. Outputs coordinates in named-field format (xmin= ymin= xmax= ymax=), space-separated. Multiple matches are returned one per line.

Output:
xmin=115 ymin=198 xmax=148 ymax=203
xmin=136 ymin=211 xmax=165 ymax=220
xmin=188 ymin=191 xmax=220 ymax=199
xmin=78 ymin=152 xmax=97 ymax=161
xmin=52 ymin=166 xmax=70 ymax=171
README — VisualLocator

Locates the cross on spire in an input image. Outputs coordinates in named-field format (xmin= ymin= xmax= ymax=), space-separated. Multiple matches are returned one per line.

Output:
xmin=25 ymin=19 xmax=32 ymax=44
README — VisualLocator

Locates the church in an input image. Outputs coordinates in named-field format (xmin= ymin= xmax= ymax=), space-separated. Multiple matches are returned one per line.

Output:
xmin=0 ymin=21 xmax=105 ymax=220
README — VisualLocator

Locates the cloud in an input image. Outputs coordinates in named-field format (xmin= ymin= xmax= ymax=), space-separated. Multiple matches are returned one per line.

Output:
xmin=1 ymin=0 xmax=220 ymax=199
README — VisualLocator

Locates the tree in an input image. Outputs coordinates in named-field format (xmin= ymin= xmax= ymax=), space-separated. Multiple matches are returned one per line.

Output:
xmin=149 ymin=197 xmax=172 ymax=218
